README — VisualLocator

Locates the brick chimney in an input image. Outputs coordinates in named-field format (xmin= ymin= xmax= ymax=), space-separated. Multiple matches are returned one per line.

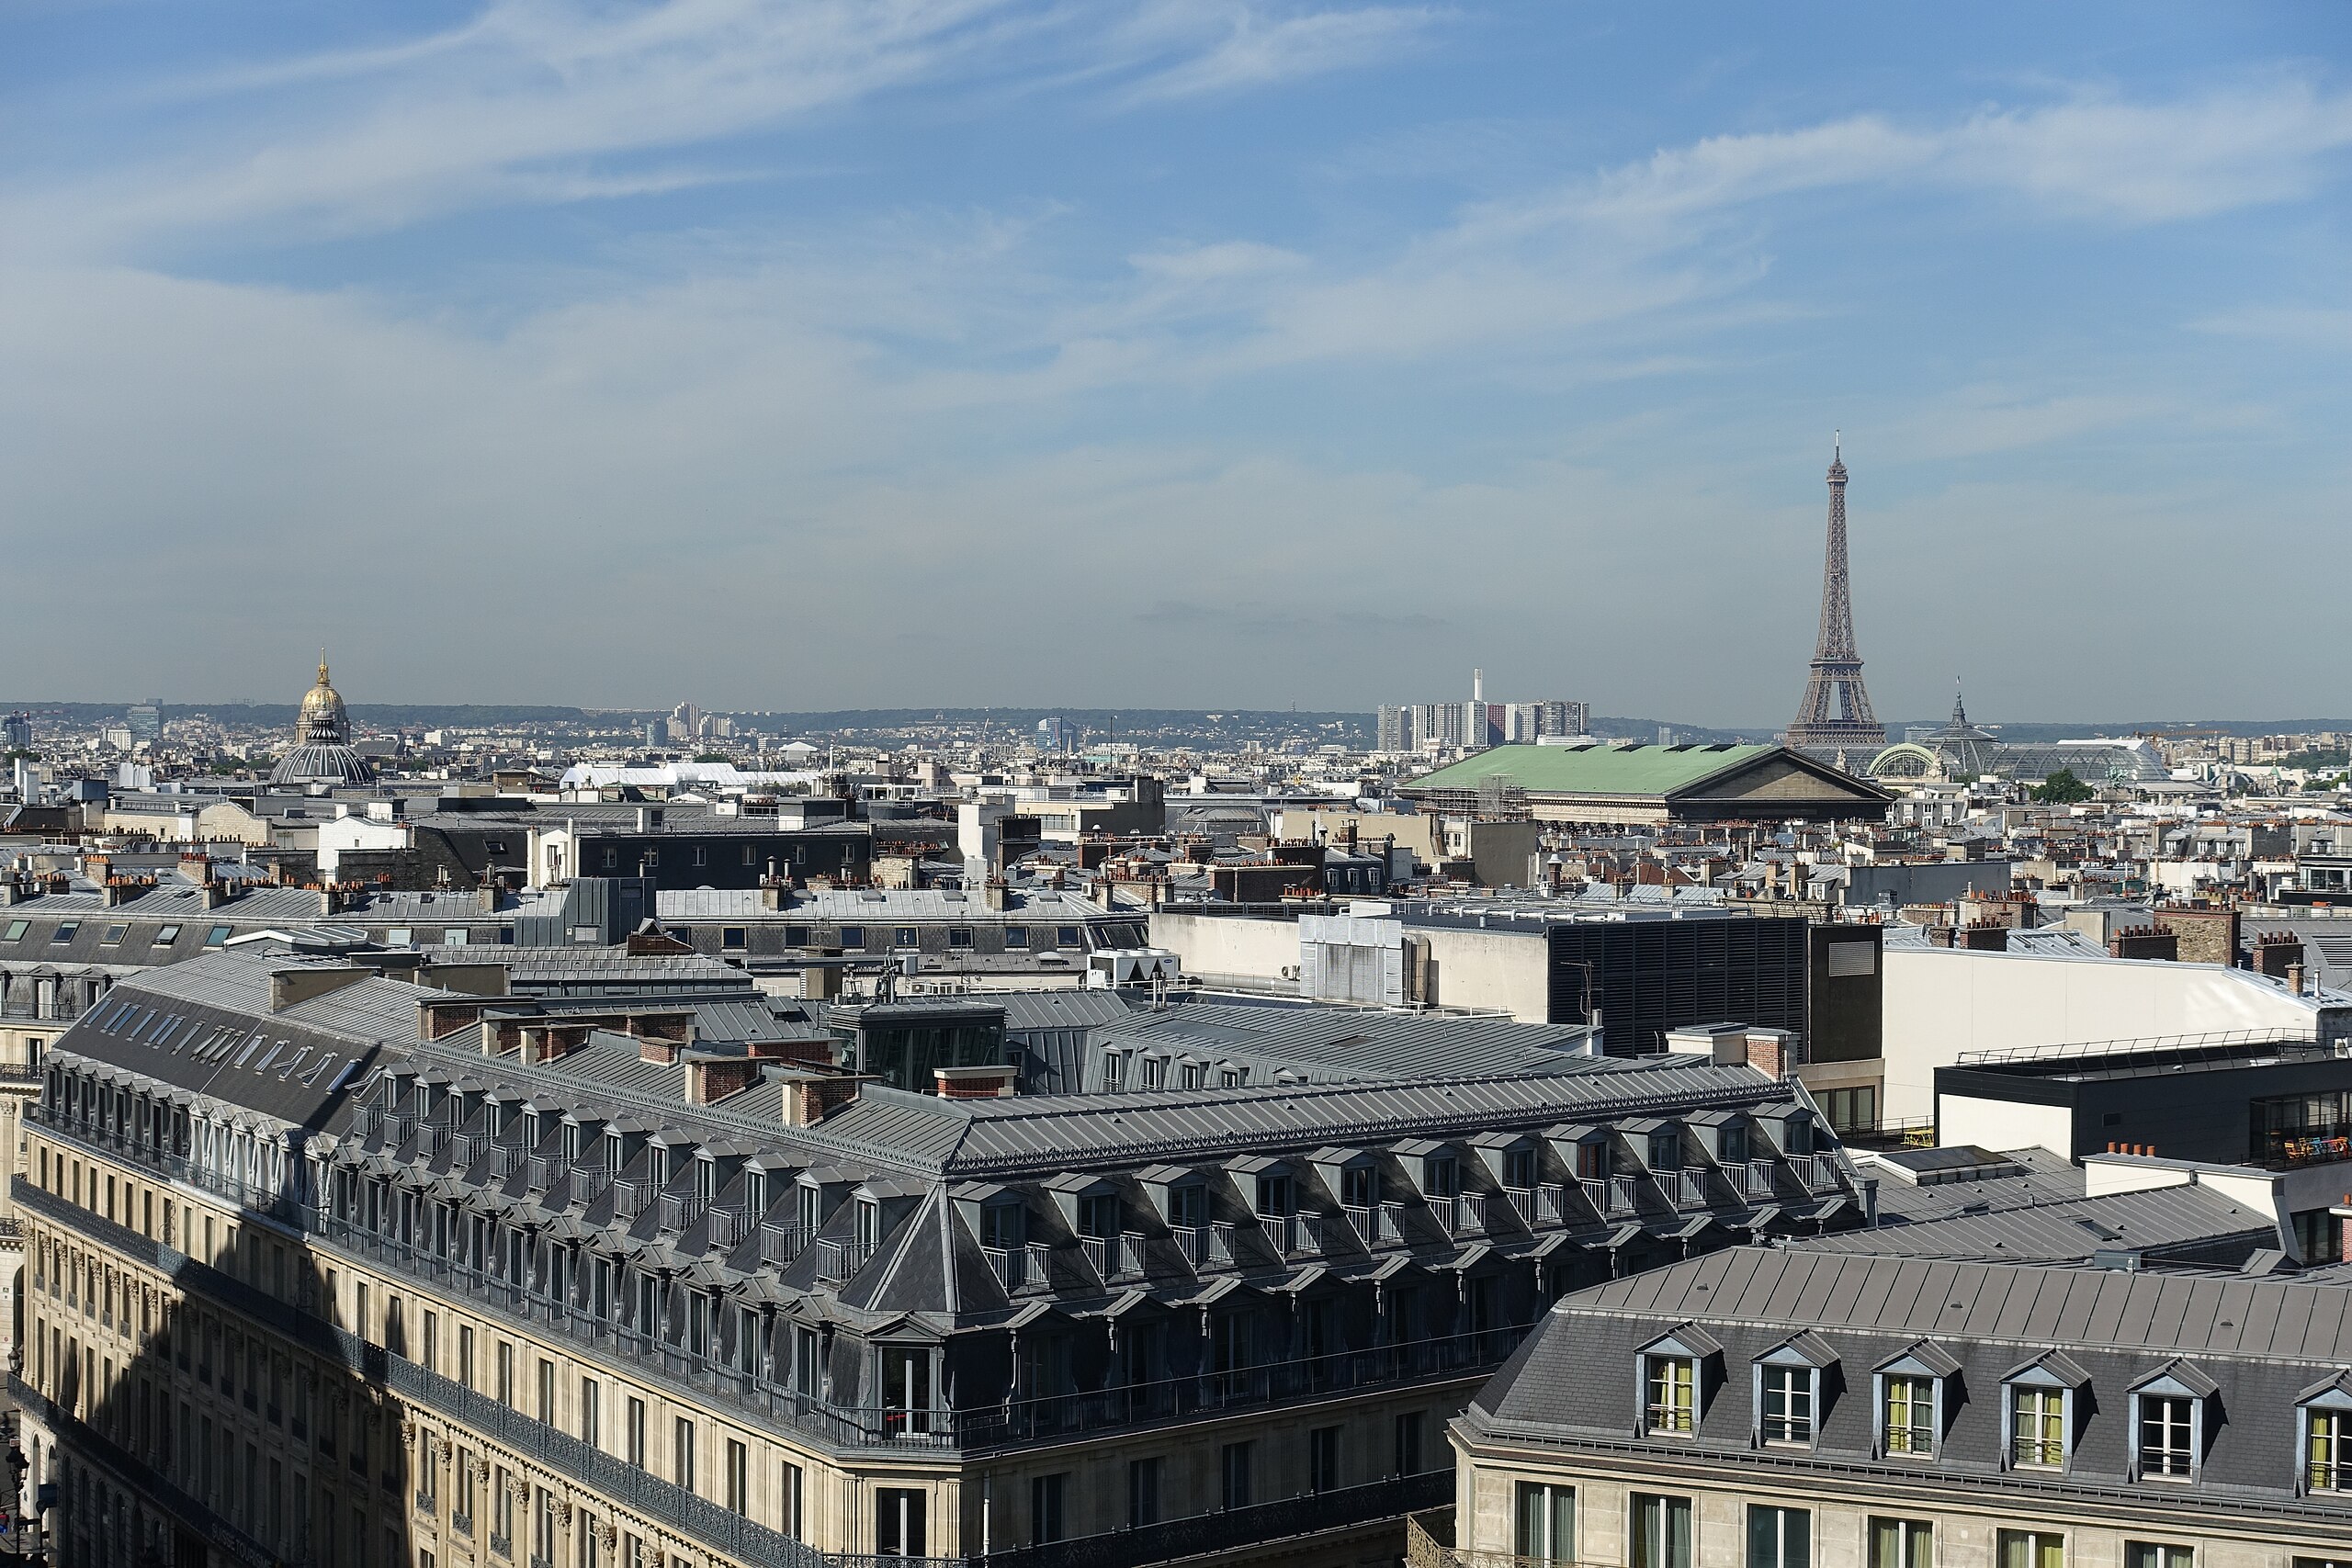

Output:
xmin=934 ymin=1063 xmax=1018 ymax=1099
xmin=684 ymin=1054 xmax=763 ymax=1105
xmin=781 ymin=1073 xmax=869 ymax=1126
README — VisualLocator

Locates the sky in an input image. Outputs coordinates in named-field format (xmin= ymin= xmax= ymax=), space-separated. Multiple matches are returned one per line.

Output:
xmin=3 ymin=2 xmax=2348 ymax=725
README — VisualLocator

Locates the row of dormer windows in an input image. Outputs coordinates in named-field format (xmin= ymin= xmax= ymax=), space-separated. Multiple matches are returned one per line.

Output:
xmin=1636 ymin=1337 xmax=2352 ymax=1493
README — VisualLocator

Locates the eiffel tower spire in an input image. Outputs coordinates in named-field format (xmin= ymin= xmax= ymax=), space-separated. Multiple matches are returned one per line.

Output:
xmin=1786 ymin=436 xmax=1885 ymax=751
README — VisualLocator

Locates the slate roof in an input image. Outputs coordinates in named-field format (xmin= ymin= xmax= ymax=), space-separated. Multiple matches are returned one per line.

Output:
xmin=1793 ymin=1183 xmax=2280 ymax=1267
xmin=1530 ymin=1247 xmax=2352 ymax=1364
xmin=811 ymin=1058 xmax=1796 ymax=1177
xmin=1090 ymin=1001 xmax=1595 ymax=1080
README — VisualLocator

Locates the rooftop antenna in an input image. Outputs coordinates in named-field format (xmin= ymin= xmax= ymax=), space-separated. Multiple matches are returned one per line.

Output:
xmin=1834 ymin=429 xmax=1840 ymax=461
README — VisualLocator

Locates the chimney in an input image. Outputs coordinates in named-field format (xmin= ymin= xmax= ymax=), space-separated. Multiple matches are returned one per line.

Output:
xmin=200 ymin=879 xmax=232 ymax=910
xmin=477 ymin=878 xmax=503 ymax=915
xmin=934 ymin=1064 xmax=1018 ymax=1100
xmin=269 ymin=965 xmax=368 ymax=1013
xmin=761 ymin=875 xmax=788 ymax=912
xmin=781 ymin=1073 xmax=869 ymax=1126
xmin=802 ymin=961 xmax=842 ymax=1003
xmin=0 ymin=876 xmax=21 ymax=907
xmin=983 ymin=878 xmax=1010 ymax=912
xmin=684 ymin=1055 xmax=763 ymax=1105
xmin=319 ymin=885 xmax=344 ymax=917
xmin=2289 ymin=962 xmax=2307 ymax=997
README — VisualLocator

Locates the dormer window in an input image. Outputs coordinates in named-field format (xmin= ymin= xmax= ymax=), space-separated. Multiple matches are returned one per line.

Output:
xmin=1503 ymin=1148 xmax=1538 ymax=1190
xmin=1646 ymin=1132 xmax=1680 ymax=1171
xmin=1873 ymin=1341 xmax=1957 ymax=1459
xmin=1254 ymin=1174 xmax=1293 ymax=1219
xmin=1423 ymin=1155 xmax=1458 ymax=1199
xmin=2299 ymin=1374 xmax=2352 ymax=1493
xmin=854 ymin=1199 xmax=882 ymax=1250
xmin=2012 ymin=1387 xmax=2065 ymax=1468
xmin=695 ymin=1157 xmax=718 ymax=1201
xmin=1753 ymin=1333 xmax=1834 ymax=1449
xmin=2130 ymin=1361 xmax=2215 ymax=1482
xmin=1168 ymin=1182 xmax=1206 ymax=1232
xmin=2003 ymin=1352 xmax=2087 ymax=1471
xmin=1647 ymin=1356 xmax=1696 ymax=1436
xmin=1078 ymin=1193 xmax=1118 ymax=1240
xmin=981 ymin=1201 xmax=1024 ymax=1251
xmin=1339 ymin=1166 xmax=1376 ymax=1210
xmin=1760 ymin=1364 xmax=1813 ymax=1444
xmin=1637 ymin=1326 xmax=1717 ymax=1438
xmin=1721 ymin=1124 xmax=1749 ymax=1164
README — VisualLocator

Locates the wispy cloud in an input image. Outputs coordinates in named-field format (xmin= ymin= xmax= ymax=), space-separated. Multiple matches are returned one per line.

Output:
xmin=3 ymin=0 xmax=1442 ymax=260
xmin=1115 ymin=4 xmax=1443 ymax=104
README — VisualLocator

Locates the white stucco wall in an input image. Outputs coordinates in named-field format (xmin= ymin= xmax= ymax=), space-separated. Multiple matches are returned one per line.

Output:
xmin=1147 ymin=910 xmax=1301 ymax=988
xmin=1882 ymin=944 xmax=2335 ymax=1122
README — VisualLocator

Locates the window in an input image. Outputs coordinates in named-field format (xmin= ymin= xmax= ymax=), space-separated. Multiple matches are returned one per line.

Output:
xmin=1057 ymin=925 xmax=1082 ymax=948
xmin=785 ymin=926 xmax=811 ymax=946
xmin=1 ymin=920 xmax=24 ymax=942
xmin=1030 ymin=1473 xmax=1066 ymax=1545
xmin=673 ymin=1417 xmax=695 ymax=1491
xmin=2309 ymin=1403 xmax=2350 ymax=1491
xmin=948 ymin=928 xmax=973 ymax=950
xmin=876 ymin=1488 xmax=926 ymax=1557
xmin=1220 ymin=1440 xmax=1253 ymax=1510
xmin=1423 ymin=1154 xmax=1458 ymax=1198
xmin=2125 ymin=1548 xmax=2191 ymax=1568
xmin=2138 ymin=1393 xmax=2196 ymax=1479
xmin=1514 ymin=1483 xmax=1575 ymax=1565
xmin=1883 ymin=1374 xmax=1936 ymax=1456
xmin=1005 ymin=926 xmax=1029 ymax=949
xmin=2011 ymin=1385 xmax=2066 ymax=1468
xmin=1870 ymin=1518 xmax=1933 ymax=1568
xmin=1394 ymin=1411 xmax=1425 ymax=1475
xmin=626 ymin=1397 xmax=647 ymax=1469
xmin=893 ymin=927 xmax=918 ymax=949
xmin=1504 ymin=1146 xmax=1539 ymax=1190
xmin=779 ymin=1460 xmax=805 ymax=1539
xmin=458 ymin=1326 xmax=475 ymax=1389
xmin=691 ymin=846 xmax=708 ymax=868
xmin=537 ymin=1358 xmax=555 ymax=1423
xmin=1309 ymin=1426 xmax=1340 ymax=1492
xmin=1647 ymin=1356 xmax=1696 ymax=1435
xmin=1747 ymin=1506 xmax=1810 ymax=1568
xmin=101 ymin=924 xmax=127 ymax=945
xmin=1140 ymin=1056 xmax=1167 ymax=1089
xmin=206 ymin=924 xmax=232 ymax=947
xmin=1823 ymin=1086 xmax=1878 ymax=1134
xmin=1101 ymin=1052 xmax=1124 ymax=1090
xmin=495 ymin=1341 xmax=514 ymax=1405
xmin=1127 ymin=1457 xmax=1161 ymax=1528
xmin=444 ymin=928 xmax=469 ymax=946
xmin=839 ymin=925 xmax=865 ymax=948
xmin=725 ymin=1439 xmax=749 ymax=1515
xmin=721 ymin=927 xmax=748 ymax=953
xmin=580 ymin=1378 xmax=600 ymax=1449
xmin=52 ymin=921 xmax=80 ymax=943
xmin=1998 ymin=1532 xmax=2064 ymax=1568
xmin=1632 ymin=1495 xmax=1693 ymax=1568
xmin=155 ymin=923 xmax=181 ymax=943
xmin=1759 ymin=1364 xmax=1815 ymax=1445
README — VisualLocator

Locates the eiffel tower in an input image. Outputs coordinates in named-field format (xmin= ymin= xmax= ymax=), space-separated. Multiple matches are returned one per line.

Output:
xmin=1785 ymin=436 xmax=1885 ymax=751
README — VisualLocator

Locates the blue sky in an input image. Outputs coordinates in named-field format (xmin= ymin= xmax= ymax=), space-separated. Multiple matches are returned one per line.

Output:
xmin=4 ymin=2 xmax=2347 ymax=723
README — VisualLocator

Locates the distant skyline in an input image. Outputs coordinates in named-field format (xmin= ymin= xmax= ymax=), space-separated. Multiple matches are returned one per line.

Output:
xmin=4 ymin=3 xmax=2347 ymax=723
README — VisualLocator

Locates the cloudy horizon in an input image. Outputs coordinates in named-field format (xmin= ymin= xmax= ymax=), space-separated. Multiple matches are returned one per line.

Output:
xmin=5 ymin=2 xmax=2346 ymax=726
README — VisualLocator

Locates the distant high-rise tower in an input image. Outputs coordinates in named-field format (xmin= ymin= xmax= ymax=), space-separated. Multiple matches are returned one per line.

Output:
xmin=1786 ymin=437 xmax=1885 ymax=751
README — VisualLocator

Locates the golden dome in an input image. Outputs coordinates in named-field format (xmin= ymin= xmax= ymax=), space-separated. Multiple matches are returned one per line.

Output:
xmin=300 ymin=660 xmax=345 ymax=720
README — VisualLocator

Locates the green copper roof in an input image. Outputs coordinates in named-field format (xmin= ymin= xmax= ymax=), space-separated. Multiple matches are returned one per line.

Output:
xmin=1406 ymin=743 xmax=1778 ymax=796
